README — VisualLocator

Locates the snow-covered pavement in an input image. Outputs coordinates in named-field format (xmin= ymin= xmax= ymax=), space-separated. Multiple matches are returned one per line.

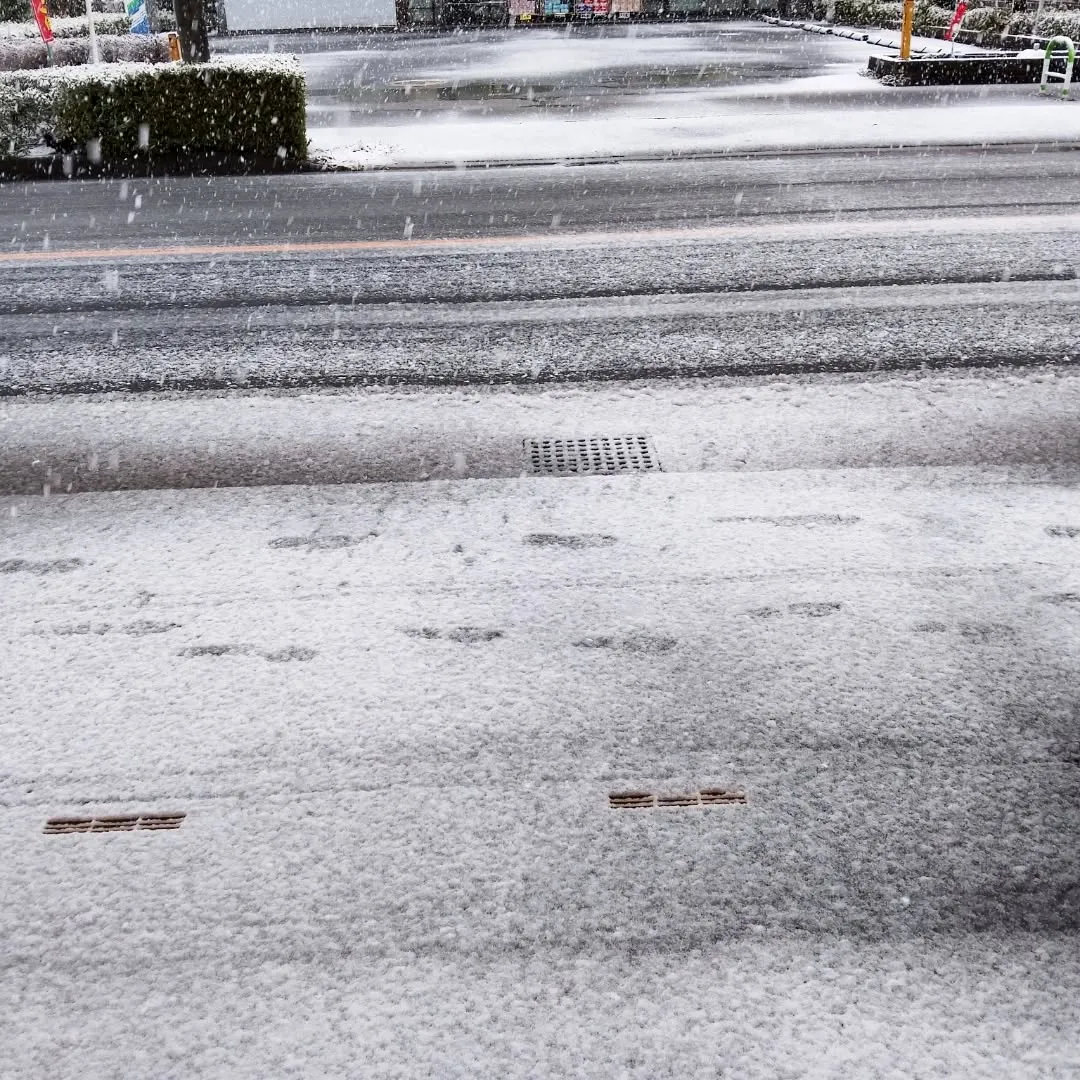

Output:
xmin=3 ymin=458 xmax=1079 ymax=1077
xmin=764 ymin=16 xmax=987 ymax=57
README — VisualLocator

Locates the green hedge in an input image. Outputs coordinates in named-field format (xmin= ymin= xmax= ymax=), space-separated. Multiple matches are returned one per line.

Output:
xmin=50 ymin=0 xmax=126 ymax=13
xmin=1 ymin=11 xmax=134 ymax=36
xmin=1 ymin=57 xmax=307 ymax=164
xmin=811 ymin=1 xmax=958 ymax=33
xmin=3 ymin=1 xmax=218 ymax=30
xmin=1008 ymin=9 xmax=1080 ymax=38
xmin=959 ymin=6 xmax=1012 ymax=36
xmin=0 ymin=70 xmax=50 ymax=152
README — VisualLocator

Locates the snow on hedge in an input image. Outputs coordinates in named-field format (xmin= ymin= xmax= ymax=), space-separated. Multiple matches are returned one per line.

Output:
xmin=0 ymin=32 xmax=170 ymax=71
xmin=1 ymin=55 xmax=307 ymax=161
xmin=0 ymin=12 xmax=130 ymax=38
xmin=1008 ymin=8 xmax=1080 ymax=39
xmin=809 ymin=0 xmax=1080 ymax=43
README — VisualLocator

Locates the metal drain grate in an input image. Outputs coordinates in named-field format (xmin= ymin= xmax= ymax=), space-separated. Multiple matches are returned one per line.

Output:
xmin=699 ymin=789 xmax=748 ymax=805
xmin=609 ymin=791 xmax=656 ymax=809
xmin=43 ymin=812 xmax=186 ymax=834
xmin=609 ymin=789 xmax=747 ymax=809
xmin=524 ymin=435 xmax=661 ymax=476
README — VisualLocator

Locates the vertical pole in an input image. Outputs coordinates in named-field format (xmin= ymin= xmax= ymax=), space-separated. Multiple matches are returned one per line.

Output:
xmin=900 ymin=0 xmax=915 ymax=59
xmin=87 ymin=0 xmax=101 ymax=63
xmin=1032 ymin=0 xmax=1045 ymax=44
xmin=173 ymin=0 xmax=211 ymax=63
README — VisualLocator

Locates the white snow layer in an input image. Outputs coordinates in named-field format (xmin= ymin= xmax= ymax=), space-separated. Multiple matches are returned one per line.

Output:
xmin=310 ymin=75 xmax=1080 ymax=167
xmin=2 ymin=458 xmax=1079 ymax=1077
xmin=296 ymin=20 xmax=1076 ymax=167
xmin=769 ymin=18 xmax=987 ymax=56
xmin=0 ymin=13 xmax=131 ymax=39
xmin=0 ymin=52 xmax=302 ymax=89
xmin=4 ymin=365 xmax=1079 ymax=491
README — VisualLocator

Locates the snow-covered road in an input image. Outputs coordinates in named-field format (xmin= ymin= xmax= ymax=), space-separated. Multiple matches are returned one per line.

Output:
xmin=3 ymin=164 xmax=1079 ymax=395
xmin=4 ymin=244 xmax=1077 ymax=394
xmin=309 ymin=81 xmax=1080 ymax=169
xmin=291 ymin=23 xmax=1078 ymax=167
xmin=215 ymin=22 xmax=1080 ymax=168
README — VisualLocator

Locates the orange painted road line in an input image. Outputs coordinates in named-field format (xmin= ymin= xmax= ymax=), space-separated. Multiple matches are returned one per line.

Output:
xmin=0 ymin=235 xmax=516 ymax=263
xmin=2 ymin=213 xmax=1080 ymax=265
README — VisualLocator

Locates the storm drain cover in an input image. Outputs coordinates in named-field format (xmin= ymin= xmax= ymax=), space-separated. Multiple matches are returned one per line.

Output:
xmin=610 ymin=789 xmax=747 ymax=809
xmin=43 ymin=812 xmax=186 ymax=834
xmin=524 ymin=435 xmax=661 ymax=476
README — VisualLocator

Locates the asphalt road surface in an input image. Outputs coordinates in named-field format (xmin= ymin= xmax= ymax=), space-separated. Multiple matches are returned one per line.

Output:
xmin=6 ymin=147 xmax=1080 ymax=249
xmin=2 ymin=148 xmax=1079 ymax=397
xmin=217 ymin=22 xmax=873 ymax=123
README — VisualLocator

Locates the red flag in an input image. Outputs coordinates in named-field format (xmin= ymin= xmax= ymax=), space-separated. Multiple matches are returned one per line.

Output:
xmin=944 ymin=0 xmax=968 ymax=40
xmin=31 ymin=0 xmax=54 ymax=45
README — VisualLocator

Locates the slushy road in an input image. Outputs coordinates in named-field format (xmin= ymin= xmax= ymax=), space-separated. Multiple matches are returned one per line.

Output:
xmin=2 ymin=148 xmax=1079 ymax=395
xmin=5 ymin=147 xmax=1080 ymax=251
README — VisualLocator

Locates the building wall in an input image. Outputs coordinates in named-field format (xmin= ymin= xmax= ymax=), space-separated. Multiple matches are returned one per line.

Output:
xmin=222 ymin=0 xmax=397 ymax=30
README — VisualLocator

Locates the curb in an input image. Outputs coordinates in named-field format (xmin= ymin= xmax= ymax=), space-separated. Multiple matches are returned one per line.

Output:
xmin=867 ymin=53 xmax=1048 ymax=86
xmin=759 ymin=14 xmax=969 ymax=56
xmin=4 ymin=137 xmax=1079 ymax=181
xmin=308 ymin=138 xmax=1080 ymax=173
xmin=0 ymin=151 xmax=308 ymax=182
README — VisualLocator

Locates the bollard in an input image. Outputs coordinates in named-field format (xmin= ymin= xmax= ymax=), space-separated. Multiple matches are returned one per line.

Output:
xmin=1040 ymin=36 xmax=1076 ymax=98
xmin=900 ymin=0 xmax=915 ymax=59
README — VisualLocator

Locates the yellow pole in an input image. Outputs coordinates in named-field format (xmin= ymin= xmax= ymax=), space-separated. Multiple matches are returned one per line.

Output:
xmin=900 ymin=0 xmax=915 ymax=59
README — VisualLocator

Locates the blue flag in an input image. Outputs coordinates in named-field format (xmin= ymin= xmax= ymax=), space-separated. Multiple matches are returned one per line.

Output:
xmin=126 ymin=0 xmax=151 ymax=33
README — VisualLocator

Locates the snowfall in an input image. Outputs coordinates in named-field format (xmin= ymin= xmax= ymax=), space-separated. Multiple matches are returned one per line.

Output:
xmin=2 ymin=18 xmax=1080 ymax=1080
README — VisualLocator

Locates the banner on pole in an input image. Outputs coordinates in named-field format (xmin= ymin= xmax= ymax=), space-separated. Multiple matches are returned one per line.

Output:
xmin=31 ymin=0 xmax=54 ymax=44
xmin=126 ymin=0 xmax=152 ymax=33
xmin=944 ymin=0 xmax=968 ymax=40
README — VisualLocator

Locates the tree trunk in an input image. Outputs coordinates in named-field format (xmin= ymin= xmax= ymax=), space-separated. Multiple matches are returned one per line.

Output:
xmin=173 ymin=0 xmax=210 ymax=63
